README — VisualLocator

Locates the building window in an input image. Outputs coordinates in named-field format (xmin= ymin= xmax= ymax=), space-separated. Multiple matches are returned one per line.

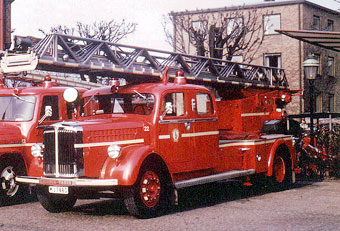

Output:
xmin=225 ymin=17 xmax=243 ymax=35
xmin=327 ymin=56 xmax=335 ymax=77
xmin=263 ymin=14 xmax=280 ymax=35
xmin=264 ymin=54 xmax=281 ymax=68
xmin=191 ymin=20 xmax=207 ymax=33
xmin=313 ymin=15 xmax=321 ymax=30
xmin=315 ymin=94 xmax=322 ymax=113
xmin=328 ymin=94 xmax=335 ymax=112
xmin=231 ymin=55 xmax=243 ymax=63
xmin=327 ymin=19 xmax=334 ymax=31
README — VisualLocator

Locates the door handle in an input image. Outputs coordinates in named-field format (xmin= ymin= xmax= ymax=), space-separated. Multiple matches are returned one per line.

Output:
xmin=185 ymin=122 xmax=191 ymax=131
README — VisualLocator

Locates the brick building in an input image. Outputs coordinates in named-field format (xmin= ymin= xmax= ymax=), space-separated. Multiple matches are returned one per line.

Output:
xmin=0 ymin=0 xmax=14 ymax=50
xmin=170 ymin=0 xmax=340 ymax=114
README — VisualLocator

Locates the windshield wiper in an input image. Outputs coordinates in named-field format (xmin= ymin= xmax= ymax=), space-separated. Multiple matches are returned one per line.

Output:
xmin=83 ymin=92 xmax=98 ymax=108
xmin=133 ymin=90 xmax=146 ymax=100
xmin=11 ymin=94 xmax=35 ymax=104
xmin=1 ymin=97 xmax=13 ymax=120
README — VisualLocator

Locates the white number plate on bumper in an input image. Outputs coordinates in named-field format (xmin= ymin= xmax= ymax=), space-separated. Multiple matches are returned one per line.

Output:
xmin=48 ymin=186 xmax=69 ymax=195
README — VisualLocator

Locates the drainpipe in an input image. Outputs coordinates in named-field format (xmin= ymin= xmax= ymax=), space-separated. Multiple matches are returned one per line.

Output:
xmin=298 ymin=2 xmax=303 ymax=114
xmin=0 ymin=0 xmax=4 ymax=51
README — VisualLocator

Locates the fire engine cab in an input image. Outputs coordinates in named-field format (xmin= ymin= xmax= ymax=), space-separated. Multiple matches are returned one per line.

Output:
xmin=3 ymin=34 xmax=296 ymax=217
xmin=0 ymin=76 xmax=86 ymax=202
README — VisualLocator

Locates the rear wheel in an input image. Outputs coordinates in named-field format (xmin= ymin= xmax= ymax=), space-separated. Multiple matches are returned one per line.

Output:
xmin=36 ymin=186 xmax=77 ymax=213
xmin=124 ymin=166 xmax=170 ymax=218
xmin=271 ymin=151 xmax=292 ymax=188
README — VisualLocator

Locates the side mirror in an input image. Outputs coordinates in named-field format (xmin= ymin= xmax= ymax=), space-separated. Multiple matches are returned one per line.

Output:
xmin=38 ymin=105 xmax=52 ymax=124
xmin=165 ymin=102 xmax=173 ymax=114
xmin=160 ymin=102 xmax=173 ymax=120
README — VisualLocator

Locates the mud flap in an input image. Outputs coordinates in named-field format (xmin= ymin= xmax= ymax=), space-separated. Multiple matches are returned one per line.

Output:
xmin=169 ymin=186 xmax=178 ymax=206
xmin=292 ymin=171 xmax=296 ymax=184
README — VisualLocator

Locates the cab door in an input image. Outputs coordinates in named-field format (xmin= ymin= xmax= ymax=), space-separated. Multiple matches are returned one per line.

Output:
xmin=189 ymin=91 xmax=219 ymax=171
xmin=158 ymin=91 xmax=195 ymax=173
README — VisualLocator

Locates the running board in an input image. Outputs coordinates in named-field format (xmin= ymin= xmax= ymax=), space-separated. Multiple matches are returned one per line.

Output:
xmin=174 ymin=169 xmax=256 ymax=189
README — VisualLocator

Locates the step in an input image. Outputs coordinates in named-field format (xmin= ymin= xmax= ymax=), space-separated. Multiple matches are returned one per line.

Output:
xmin=174 ymin=169 xmax=256 ymax=189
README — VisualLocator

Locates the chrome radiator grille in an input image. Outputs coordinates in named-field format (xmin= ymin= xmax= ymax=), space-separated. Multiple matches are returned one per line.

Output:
xmin=43 ymin=124 xmax=83 ymax=177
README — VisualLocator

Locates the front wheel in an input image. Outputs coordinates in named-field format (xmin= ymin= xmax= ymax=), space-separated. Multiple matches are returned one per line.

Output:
xmin=36 ymin=186 xmax=77 ymax=213
xmin=124 ymin=167 xmax=170 ymax=218
xmin=0 ymin=160 xmax=28 ymax=203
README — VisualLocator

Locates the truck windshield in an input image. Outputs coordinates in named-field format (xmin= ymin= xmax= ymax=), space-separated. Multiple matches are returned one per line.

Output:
xmin=82 ymin=93 xmax=155 ymax=116
xmin=0 ymin=96 xmax=36 ymax=121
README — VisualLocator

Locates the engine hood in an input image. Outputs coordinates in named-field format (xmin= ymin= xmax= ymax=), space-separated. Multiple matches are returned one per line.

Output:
xmin=50 ymin=116 xmax=146 ymax=144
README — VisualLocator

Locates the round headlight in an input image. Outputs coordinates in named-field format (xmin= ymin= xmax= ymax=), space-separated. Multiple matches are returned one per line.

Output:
xmin=63 ymin=88 xmax=79 ymax=103
xmin=108 ymin=145 xmax=121 ymax=159
xmin=31 ymin=144 xmax=43 ymax=158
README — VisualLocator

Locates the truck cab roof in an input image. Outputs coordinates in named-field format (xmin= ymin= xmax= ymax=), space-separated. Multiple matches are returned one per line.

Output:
xmin=82 ymin=82 xmax=211 ymax=98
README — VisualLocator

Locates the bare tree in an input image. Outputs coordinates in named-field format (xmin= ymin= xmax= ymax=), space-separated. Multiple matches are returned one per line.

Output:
xmin=39 ymin=19 xmax=137 ymax=83
xmin=40 ymin=19 xmax=137 ymax=43
xmin=164 ymin=7 xmax=266 ymax=63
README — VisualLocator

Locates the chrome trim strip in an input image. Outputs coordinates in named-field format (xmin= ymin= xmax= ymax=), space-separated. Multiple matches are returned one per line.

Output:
xmin=74 ymin=138 xmax=144 ymax=149
xmin=55 ymin=126 xmax=59 ymax=177
xmin=219 ymin=135 xmax=293 ymax=148
xmin=181 ymin=131 xmax=219 ymax=138
xmin=0 ymin=143 xmax=41 ymax=148
xmin=159 ymin=117 xmax=217 ymax=125
xmin=219 ymin=139 xmax=275 ymax=148
xmin=241 ymin=112 xmax=270 ymax=117
xmin=158 ymin=135 xmax=171 ymax=140
xmin=16 ymin=176 xmax=118 ymax=186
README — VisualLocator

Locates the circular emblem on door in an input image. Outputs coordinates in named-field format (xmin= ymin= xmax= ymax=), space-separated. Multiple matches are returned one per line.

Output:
xmin=172 ymin=128 xmax=180 ymax=142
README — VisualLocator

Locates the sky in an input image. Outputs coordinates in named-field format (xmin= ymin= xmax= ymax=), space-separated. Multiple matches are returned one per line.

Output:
xmin=11 ymin=0 xmax=340 ymax=51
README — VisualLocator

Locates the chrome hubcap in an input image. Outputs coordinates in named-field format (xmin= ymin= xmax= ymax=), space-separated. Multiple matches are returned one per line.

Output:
xmin=140 ymin=171 xmax=161 ymax=208
xmin=1 ymin=166 xmax=19 ymax=197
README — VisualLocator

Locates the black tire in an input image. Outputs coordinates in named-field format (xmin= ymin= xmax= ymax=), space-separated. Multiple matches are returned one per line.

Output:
xmin=124 ymin=165 xmax=170 ymax=218
xmin=271 ymin=150 xmax=292 ymax=189
xmin=36 ymin=186 xmax=77 ymax=213
xmin=0 ymin=159 xmax=28 ymax=204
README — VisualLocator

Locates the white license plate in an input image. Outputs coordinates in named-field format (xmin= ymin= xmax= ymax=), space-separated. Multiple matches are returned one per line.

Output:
xmin=48 ymin=186 xmax=69 ymax=195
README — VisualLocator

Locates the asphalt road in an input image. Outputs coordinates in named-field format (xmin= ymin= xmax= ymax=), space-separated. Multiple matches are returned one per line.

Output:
xmin=0 ymin=179 xmax=339 ymax=231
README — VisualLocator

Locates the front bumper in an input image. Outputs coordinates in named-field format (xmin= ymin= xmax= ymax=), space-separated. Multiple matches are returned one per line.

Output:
xmin=16 ymin=176 xmax=118 ymax=187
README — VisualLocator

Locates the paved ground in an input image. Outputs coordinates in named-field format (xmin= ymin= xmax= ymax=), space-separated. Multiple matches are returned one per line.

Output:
xmin=0 ymin=179 xmax=339 ymax=231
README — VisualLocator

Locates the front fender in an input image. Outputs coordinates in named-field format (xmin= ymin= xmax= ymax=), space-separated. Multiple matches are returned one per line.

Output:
xmin=27 ymin=157 xmax=43 ymax=177
xmin=267 ymin=138 xmax=294 ymax=177
xmin=99 ymin=144 xmax=154 ymax=186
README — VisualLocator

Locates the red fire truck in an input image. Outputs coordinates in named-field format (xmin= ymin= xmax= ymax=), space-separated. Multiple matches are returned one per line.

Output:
xmin=5 ymin=34 xmax=296 ymax=217
xmin=0 ymin=76 xmax=89 ymax=203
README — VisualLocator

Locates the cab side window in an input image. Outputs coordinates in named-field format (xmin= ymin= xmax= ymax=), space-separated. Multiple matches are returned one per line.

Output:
xmin=162 ymin=92 xmax=184 ymax=117
xmin=40 ymin=96 xmax=60 ymax=121
xmin=196 ymin=93 xmax=213 ymax=115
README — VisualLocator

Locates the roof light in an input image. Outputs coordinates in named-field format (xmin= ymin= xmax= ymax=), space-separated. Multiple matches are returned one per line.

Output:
xmin=43 ymin=75 xmax=53 ymax=88
xmin=110 ymin=79 xmax=120 ymax=92
xmin=174 ymin=70 xmax=186 ymax=84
